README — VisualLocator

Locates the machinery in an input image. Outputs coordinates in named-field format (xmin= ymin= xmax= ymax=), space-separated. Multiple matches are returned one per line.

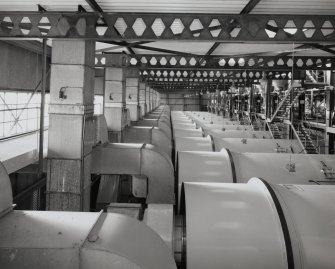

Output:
xmin=1 ymin=106 xmax=335 ymax=269
xmin=0 ymin=162 xmax=177 ymax=269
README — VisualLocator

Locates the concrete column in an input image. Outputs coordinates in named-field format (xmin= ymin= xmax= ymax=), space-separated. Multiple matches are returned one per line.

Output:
xmin=152 ymin=90 xmax=157 ymax=110
xmin=149 ymin=88 xmax=153 ymax=112
xmin=47 ymin=40 xmax=95 ymax=211
xmin=104 ymin=67 xmax=126 ymax=142
xmin=126 ymin=69 xmax=140 ymax=122
xmin=139 ymin=82 xmax=146 ymax=118
xmin=145 ymin=85 xmax=150 ymax=114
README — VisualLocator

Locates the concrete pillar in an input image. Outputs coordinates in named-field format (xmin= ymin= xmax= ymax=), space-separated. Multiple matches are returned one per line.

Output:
xmin=126 ymin=69 xmax=140 ymax=122
xmin=104 ymin=67 xmax=126 ymax=142
xmin=47 ymin=39 xmax=95 ymax=211
xmin=152 ymin=90 xmax=157 ymax=110
xmin=146 ymin=85 xmax=150 ymax=114
xmin=139 ymin=82 xmax=146 ymax=118
xmin=149 ymin=88 xmax=153 ymax=112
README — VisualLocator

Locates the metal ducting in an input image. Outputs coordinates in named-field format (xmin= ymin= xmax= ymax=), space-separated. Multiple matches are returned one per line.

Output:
xmin=202 ymin=123 xmax=253 ymax=132
xmin=181 ymin=180 xmax=288 ymax=269
xmin=0 ymin=161 xmax=177 ymax=269
xmin=210 ymin=130 xmax=272 ymax=139
xmin=123 ymin=126 xmax=172 ymax=158
xmin=179 ymin=137 xmax=302 ymax=154
xmin=172 ymin=123 xmax=197 ymax=130
xmin=91 ymin=143 xmax=175 ymax=204
xmin=181 ymin=179 xmax=335 ymax=269
xmin=173 ymin=128 xmax=203 ymax=139
xmin=135 ymin=118 xmax=171 ymax=139
xmin=174 ymin=136 xmax=214 ymax=165
xmin=178 ymin=150 xmax=335 ymax=191
xmin=93 ymin=114 xmax=109 ymax=145
xmin=0 ymin=211 xmax=177 ymax=269
xmin=177 ymin=149 xmax=234 ymax=209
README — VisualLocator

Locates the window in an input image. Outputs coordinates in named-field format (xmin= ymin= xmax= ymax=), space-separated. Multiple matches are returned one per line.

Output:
xmin=0 ymin=91 xmax=49 ymax=139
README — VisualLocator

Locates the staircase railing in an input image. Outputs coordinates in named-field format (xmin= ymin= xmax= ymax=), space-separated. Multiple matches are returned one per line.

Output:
xmin=281 ymin=90 xmax=304 ymax=118
xmin=265 ymin=120 xmax=275 ymax=140
xmin=300 ymin=118 xmax=322 ymax=154
xmin=289 ymin=121 xmax=308 ymax=154
xmin=270 ymin=85 xmax=293 ymax=122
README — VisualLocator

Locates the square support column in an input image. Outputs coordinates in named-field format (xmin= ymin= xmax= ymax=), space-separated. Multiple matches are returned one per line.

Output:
xmin=126 ymin=69 xmax=140 ymax=122
xmin=146 ymin=86 xmax=151 ymax=113
xmin=47 ymin=40 xmax=95 ymax=211
xmin=139 ymin=82 xmax=146 ymax=118
xmin=104 ymin=67 xmax=126 ymax=142
xmin=149 ymin=88 xmax=154 ymax=112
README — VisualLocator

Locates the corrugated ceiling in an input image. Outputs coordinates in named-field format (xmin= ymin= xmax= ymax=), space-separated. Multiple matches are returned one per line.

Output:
xmin=1 ymin=0 xmax=335 ymax=15
xmin=96 ymin=0 xmax=249 ymax=13
xmin=251 ymin=0 xmax=335 ymax=15
xmin=0 ymin=0 xmax=93 ymax=11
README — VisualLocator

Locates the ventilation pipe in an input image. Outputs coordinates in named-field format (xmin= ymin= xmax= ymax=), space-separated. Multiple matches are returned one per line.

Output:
xmin=180 ymin=179 xmax=335 ymax=269
xmin=178 ymin=150 xmax=335 ymax=207
xmin=176 ymin=136 xmax=301 ymax=154
xmin=123 ymin=126 xmax=172 ymax=158
xmin=174 ymin=136 xmax=214 ymax=165
xmin=0 ymin=162 xmax=176 ymax=268
xmin=91 ymin=143 xmax=175 ymax=204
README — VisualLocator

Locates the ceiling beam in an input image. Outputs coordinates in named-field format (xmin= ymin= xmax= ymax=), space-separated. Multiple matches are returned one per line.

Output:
xmin=309 ymin=43 xmax=335 ymax=55
xmin=84 ymin=0 xmax=103 ymax=13
xmin=203 ymin=0 xmax=262 ymax=59
xmin=240 ymin=0 xmax=262 ymax=15
xmin=97 ymin=41 xmax=153 ymax=53
xmin=37 ymin=4 xmax=46 ymax=12
xmin=0 ymin=12 xmax=334 ymax=42
xmin=85 ymin=0 xmax=136 ymax=55
xmin=78 ymin=5 xmax=87 ymax=12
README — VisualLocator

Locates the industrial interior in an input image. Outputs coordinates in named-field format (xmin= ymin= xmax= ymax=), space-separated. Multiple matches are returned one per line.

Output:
xmin=1 ymin=0 xmax=335 ymax=268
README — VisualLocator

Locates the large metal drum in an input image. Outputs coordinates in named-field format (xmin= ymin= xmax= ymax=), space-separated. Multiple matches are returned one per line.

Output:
xmin=182 ymin=180 xmax=288 ymax=269
xmin=182 ymin=179 xmax=335 ymax=269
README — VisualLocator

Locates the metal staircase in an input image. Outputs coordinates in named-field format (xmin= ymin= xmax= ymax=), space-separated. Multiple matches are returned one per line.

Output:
xmin=269 ymin=123 xmax=282 ymax=139
xmin=270 ymin=87 xmax=304 ymax=122
xmin=293 ymin=122 xmax=319 ymax=154
xmin=251 ymin=113 xmax=264 ymax=131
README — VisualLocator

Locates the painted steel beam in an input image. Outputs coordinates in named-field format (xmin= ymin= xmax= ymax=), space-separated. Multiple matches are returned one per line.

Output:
xmin=95 ymin=54 xmax=335 ymax=70
xmin=141 ymin=69 xmax=302 ymax=80
xmin=0 ymin=13 xmax=334 ymax=42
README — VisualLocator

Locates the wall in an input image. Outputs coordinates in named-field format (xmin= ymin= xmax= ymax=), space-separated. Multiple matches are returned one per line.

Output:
xmin=0 ymin=41 xmax=50 ymax=91
xmin=160 ymin=92 xmax=200 ymax=111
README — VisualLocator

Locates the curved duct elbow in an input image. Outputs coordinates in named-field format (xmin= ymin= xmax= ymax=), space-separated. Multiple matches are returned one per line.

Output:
xmin=93 ymin=114 xmax=109 ymax=145
xmin=0 ymin=163 xmax=13 ymax=217
xmin=92 ymin=143 xmax=175 ymax=204
xmin=123 ymin=126 xmax=172 ymax=158
xmin=0 ymin=211 xmax=177 ymax=269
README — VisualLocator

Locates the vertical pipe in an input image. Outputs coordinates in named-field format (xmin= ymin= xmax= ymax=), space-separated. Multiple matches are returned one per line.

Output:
xmin=38 ymin=39 xmax=47 ymax=176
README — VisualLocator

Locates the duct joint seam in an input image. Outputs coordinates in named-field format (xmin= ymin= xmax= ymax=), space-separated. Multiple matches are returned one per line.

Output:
xmin=258 ymin=178 xmax=295 ymax=269
xmin=225 ymin=149 xmax=237 ymax=183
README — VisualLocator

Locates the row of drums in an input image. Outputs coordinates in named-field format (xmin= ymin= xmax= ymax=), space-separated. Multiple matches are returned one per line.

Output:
xmin=171 ymin=110 xmax=335 ymax=269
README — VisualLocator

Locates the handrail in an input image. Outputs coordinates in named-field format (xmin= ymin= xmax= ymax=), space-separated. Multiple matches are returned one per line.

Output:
xmin=289 ymin=121 xmax=307 ymax=154
xmin=270 ymin=85 xmax=293 ymax=122
xmin=265 ymin=120 xmax=275 ymax=140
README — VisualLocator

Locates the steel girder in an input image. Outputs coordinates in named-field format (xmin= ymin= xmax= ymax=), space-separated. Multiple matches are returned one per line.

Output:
xmin=0 ymin=13 xmax=335 ymax=42
xmin=95 ymin=54 xmax=335 ymax=70
xmin=141 ymin=69 xmax=303 ymax=81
